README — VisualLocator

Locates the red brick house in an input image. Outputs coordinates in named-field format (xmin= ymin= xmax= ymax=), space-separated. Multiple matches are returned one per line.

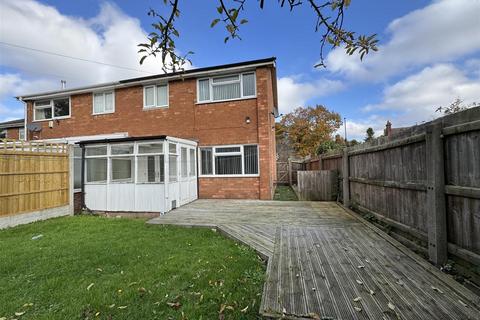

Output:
xmin=0 ymin=118 xmax=25 ymax=140
xmin=16 ymin=58 xmax=278 ymax=212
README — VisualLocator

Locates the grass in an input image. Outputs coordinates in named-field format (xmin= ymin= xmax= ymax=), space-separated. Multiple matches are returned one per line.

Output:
xmin=273 ymin=186 xmax=298 ymax=201
xmin=0 ymin=216 xmax=265 ymax=320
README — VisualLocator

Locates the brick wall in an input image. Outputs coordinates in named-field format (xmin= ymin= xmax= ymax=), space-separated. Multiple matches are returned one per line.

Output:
xmin=26 ymin=66 xmax=277 ymax=199
xmin=5 ymin=127 xmax=20 ymax=139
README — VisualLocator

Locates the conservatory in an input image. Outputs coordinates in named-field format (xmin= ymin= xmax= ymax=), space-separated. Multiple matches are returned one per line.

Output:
xmin=78 ymin=136 xmax=197 ymax=213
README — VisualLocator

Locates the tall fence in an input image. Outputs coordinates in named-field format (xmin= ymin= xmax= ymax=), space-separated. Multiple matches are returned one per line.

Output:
xmin=303 ymin=107 xmax=480 ymax=268
xmin=0 ymin=139 xmax=71 ymax=221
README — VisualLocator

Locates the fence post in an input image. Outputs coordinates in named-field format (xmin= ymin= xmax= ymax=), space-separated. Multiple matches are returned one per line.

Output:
xmin=426 ymin=121 xmax=448 ymax=266
xmin=318 ymin=155 xmax=323 ymax=170
xmin=342 ymin=148 xmax=350 ymax=207
xmin=68 ymin=145 xmax=75 ymax=215
xmin=288 ymin=159 xmax=293 ymax=186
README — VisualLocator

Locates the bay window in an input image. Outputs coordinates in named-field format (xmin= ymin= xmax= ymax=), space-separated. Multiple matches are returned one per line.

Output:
xmin=93 ymin=91 xmax=114 ymax=114
xmin=34 ymin=97 xmax=70 ymax=121
xmin=144 ymin=83 xmax=168 ymax=108
xmin=197 ymin=72 xmax=256 ymax=103
xmin=200 ymin=144 xmax=259 ymax=176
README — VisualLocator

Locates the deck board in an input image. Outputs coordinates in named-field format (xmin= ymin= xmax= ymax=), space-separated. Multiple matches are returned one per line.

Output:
xmin=148 ymin=199 xmax=480 ymax=319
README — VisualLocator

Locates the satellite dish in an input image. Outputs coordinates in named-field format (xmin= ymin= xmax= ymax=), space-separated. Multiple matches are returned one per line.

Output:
xmin=27 ymin=123 xmax=42 ymax=132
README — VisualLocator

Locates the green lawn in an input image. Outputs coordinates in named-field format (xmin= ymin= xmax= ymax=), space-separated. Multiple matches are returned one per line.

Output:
xmin=0 ymin=216 xmax=265 ymax=320
xmin=273 ymin=186 xmax=298 ymax=201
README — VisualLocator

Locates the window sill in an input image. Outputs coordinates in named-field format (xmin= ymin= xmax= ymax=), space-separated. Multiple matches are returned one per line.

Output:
xmin=143 ymin=105 xmax=169 ymax=110
xmin=32 ymin=116 xmax=71 ymax=122
xmin=92 ymin=111 xmax=115 ymax=116
xmin=196 ymin=96 xmax=256 ymax=105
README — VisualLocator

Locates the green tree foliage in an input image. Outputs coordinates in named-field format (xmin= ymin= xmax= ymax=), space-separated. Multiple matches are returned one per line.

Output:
xmin=278 ymin=105 xmax=342 ymax=157
xmin=138 ymin=0 xmax=378 ymax=72
xmin=364 ymin=127 xmax=375 ymax=142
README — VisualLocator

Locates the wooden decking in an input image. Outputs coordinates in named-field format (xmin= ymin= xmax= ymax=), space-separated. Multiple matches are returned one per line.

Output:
xmin=148 ymin=200 xmax=480 ymax=319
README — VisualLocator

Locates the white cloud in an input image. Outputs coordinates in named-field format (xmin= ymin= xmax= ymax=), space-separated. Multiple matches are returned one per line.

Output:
xmin=364 ymin=63 xmax=480 ymax=120
xmin=0 ymin=0 xmax=184 ymax=121
xmin=277 ymin=76 xmax=344 ymax=114
xmin=325 ymin=0 xmax=480 ymax=81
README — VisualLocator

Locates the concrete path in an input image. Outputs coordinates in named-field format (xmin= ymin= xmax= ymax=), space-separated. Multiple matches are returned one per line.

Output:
xmin=148 ymin=200 xmax=480 ymax=319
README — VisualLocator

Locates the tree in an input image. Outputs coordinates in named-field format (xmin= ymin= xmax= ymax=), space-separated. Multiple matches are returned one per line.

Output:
xmin=348 ymin=139 xmax=359 ymax=146
xmin=435 ymin=98 xmax=478 ymax=115
xmin=278 ymin=105 xmax=342 ymax=157
xmin=138 ymin=0 xmax=378 ymax=72
xmin=364 ymin=127 xmax=374 ymax=142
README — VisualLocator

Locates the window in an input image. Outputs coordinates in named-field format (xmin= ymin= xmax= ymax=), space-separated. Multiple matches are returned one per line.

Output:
xmin=181 ymin=147 xmax=188 ymax=178
xmin=93 ymin=91 xmax=114 ymax=114
xmin=110 ymin=144 xmax=134 ymax=183
xmin=18 ymin=128 xmax=25 ymax=140
xmin=0 ymin=130 xmax=6 ymax=139
xmin=144 ymin=84 xmax=168 ymax=108
xmin=200 ymin=148 xmax=213 ymax=175
xmin=197 ymin=72 xmax=256 ymax=103
xmin=73 ymin=146 xmax=82 ymax=189
xmin=189 ymin=149 xmax=196 ymax=177
xmin=85 ymin=146 xmax=107 ymax=183
xmin=137 ymin=143 xmax=164 ymax=183
xmin=111 ymin=157 xmax=134 ymax=182
xmin=34 ymin=97 xmax=70 ymax=121
xmin=169 ymin=143 xmax=178 ymax=182
xmin=200 ymin=144 xmax=259 ymax=176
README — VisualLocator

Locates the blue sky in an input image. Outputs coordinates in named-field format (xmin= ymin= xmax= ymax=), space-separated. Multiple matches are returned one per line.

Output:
xmin=1 ymin=0 xmax=479 ymax=139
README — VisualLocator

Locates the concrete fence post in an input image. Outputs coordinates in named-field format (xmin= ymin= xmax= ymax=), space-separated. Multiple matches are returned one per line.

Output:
xmin=342 ymin=148 xmax=350 ymax=207
xmin=426 ymin=121 xmax=448 ymax=266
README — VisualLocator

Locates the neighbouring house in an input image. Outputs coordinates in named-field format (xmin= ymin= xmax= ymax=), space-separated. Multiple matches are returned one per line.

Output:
xmin=0 ymin=118 xmax=25 ymax=140
xmin=16 ymin=58 xmax=278 ymax=213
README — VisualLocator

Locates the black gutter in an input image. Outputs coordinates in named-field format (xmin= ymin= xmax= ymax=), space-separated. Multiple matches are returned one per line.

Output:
xmin=77 ymin=135 xmax=167 ymax=145
xmin=119 ymin=57 xmax=276 ymax=84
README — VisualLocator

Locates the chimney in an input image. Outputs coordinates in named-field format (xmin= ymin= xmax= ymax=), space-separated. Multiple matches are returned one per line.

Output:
xmin=384 ymin=120 xmax=392 ymax=137
xmin=61 ymin=80 xmax=66 ymax=89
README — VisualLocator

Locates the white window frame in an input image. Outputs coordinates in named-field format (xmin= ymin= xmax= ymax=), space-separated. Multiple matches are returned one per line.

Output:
xmin=109 ymin=143 xmax=135 ymax=184
xmin=136 ymin=142 xmax=165 ymax=184
xmin=84 ymin=144 xmax=108 ymax=184
xmin=199 ymin=144 xmax=259 ymax=177
xmin=18 ymin=127 xmax=25 ymax=140
xmin=33 ymin=97 xmax=71 ymax=122
xmin=196 ymin=71 xmax=256 ymax=104
xmin=143 ymin=83 xmax=169 ymax=109
xmin=92 ymin=91 xmax=115 ymax=115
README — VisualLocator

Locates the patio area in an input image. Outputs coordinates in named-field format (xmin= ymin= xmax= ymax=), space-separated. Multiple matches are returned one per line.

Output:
xmin=148 ymin=200 xmax=480 ymax=319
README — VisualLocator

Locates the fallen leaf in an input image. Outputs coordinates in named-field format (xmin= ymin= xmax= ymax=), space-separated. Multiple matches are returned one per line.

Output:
xmin=369 ymin=290 xmax=375 ymax=295
xmin=95 ymin=312 xmax=100 ymax=316
xmin=356 ymin=280 xmax=363 ymax=285
xmin=225 ymin=305 xmax=234 ymax=311
xmin=22 ymin=303 xmax=33 ymax=308
xmin=219 ymin=304 xmax=226 ymax=314
xmin=388 ymin=302 xmax=395 ymax=310
xmin=240 ymin=306 xmax=249 ymax=313
xmin=354 ymin=306 xmax=362 ymax=312
xmin=118 ymin=306 xmax=128 ymax=309
xmin=167 ymin=302 xmax=182 ymax=310
xmin=96 ymin=268 xmax=103 ymax=272
xmin=87 ymin=283 xmax=94 ymax=291
xmin=15 ymin=311 xmax=26 ymax=316
xmin=108 ymin=304 xmax=115 ymax=308
xmin=357 ymin=265 xmax=365 ymax=269
xmin=353 ymin=297 xmax=361 ymax=302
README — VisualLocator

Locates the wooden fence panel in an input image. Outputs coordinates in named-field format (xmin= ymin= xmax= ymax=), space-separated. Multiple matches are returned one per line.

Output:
xmin=0 ymin=140 xmax=69 ymax=217
xmin=297 ymin=170 xmax=337 ymax=201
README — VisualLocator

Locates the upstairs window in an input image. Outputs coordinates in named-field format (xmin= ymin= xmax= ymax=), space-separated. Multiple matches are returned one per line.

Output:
xmin=93 ymin=91 xmax=114 ymax=114
xmin=144 ymin=84 xmax=168 ymax=108
xmin=34 ymin=97 xmax=70 ymax=121
xmin=197 ymin=72 xmax=256 ymax=103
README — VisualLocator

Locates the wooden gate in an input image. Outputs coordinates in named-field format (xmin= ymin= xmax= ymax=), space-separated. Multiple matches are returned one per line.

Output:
xmin=276 ymin=161 xmax=289 ymax=185
xmin=0 ymin=139 xmax=69 ymax=216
